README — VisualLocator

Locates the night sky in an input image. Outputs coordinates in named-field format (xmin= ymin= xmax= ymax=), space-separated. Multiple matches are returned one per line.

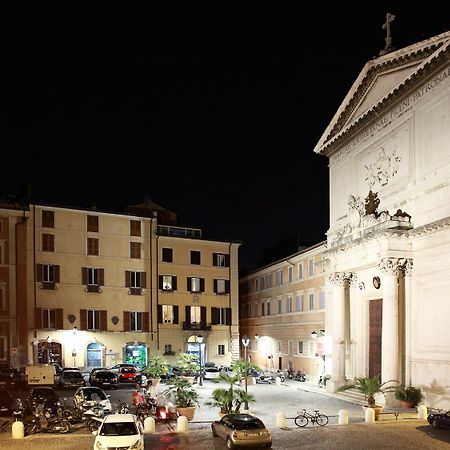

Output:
xmin=1 ymin=4 xmax=449 ymax=271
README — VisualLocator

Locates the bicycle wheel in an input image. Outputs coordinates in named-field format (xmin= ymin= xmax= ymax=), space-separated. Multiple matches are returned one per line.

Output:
xmin=316 ymin=414 xmax=328 ymax=426
xmin=294 ymin=414 xmax=309 ymax=427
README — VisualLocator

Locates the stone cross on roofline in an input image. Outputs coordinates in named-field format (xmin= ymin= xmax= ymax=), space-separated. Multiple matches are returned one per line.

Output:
xmin=379 ymin=12 xmax=395 ymax=56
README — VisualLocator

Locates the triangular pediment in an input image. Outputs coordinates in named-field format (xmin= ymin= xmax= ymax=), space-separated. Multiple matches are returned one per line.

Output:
xmin=314 ymin=30 xmax=450 ymax=156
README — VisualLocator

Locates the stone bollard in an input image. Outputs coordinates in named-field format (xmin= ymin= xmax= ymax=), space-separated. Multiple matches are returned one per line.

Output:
xmin=417 ymin=405 xmax=427 ymax=420
xmin=177 ymin=415 xmax=188 ymax=432
xmin=275 ymin=376 xmax=281 ymax=386
xmin=338 ymin=409 xmax=349 ymax=425
xmin=12 ymin=421 xmax=24 ymax=439
xmin=276 ymin=412 xmax=287 ymax=428
xmin=364 ymin=407 xmax=375 ymax=424
xmin=143 ymin=416 xmax=155 ymax=434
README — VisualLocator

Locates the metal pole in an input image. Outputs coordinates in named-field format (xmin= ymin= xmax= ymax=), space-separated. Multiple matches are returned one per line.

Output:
xmin=198 ymin=342 xmax=203 ymax=386
xmin=244 ymin=345 xmax=248 ymax=410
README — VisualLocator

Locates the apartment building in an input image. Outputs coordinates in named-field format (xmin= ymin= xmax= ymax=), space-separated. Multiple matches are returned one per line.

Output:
xmin=239 ymin=242 xmax=327 ymax=377
xmin=0 ymin=201 xmax=240 ymax=370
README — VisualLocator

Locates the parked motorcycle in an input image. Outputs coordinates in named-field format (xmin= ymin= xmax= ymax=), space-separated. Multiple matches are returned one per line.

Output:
xmin=24 ymin=404 xmax=70 ymax=435
xmin=294 ymin=371 xmax=306 ymax=382
xmin=116 ymin=400 xmax=130 ymax=414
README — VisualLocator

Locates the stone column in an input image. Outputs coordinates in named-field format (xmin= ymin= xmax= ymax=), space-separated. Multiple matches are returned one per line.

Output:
xmin=379 ymin=257 xmax=411 ymax=405
xmin=327 ymin=272 xmax=356 ymax=392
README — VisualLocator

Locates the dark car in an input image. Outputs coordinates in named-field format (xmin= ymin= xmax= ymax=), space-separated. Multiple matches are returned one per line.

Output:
xmin=90 ymin=369 xmax=119 ymax=389
xmin=25 ymin=386 xmax=60 ymax=415
xmin=58 ymin=370 xmax=86 ymax=389
xmin=89 ymin=367 xmax=109 ymax=385
xmin=0 ymin=366 xmax=22 ymax=390
xmin=427 ymin=410 xmax=450 ymax=429
xmin=211 ymin=413 xmax=272 ymax=449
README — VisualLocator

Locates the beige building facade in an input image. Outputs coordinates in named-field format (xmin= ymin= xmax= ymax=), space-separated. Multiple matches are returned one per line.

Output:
xmin=239 ymin=242 xmax=326 ymax=377
xmin=314 ymin=30 xmax=450 ymax=409
xmin=0 ymin=202 xmax=240 ymax=370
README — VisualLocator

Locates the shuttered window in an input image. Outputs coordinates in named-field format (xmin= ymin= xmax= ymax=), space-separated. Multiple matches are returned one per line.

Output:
xmin=42 ymin=234 xmax=54 ymax=252
xmin=87 ymin=215 xmax=99 ymax=232
xmin=42 ymin=210 xmax=54 ymax=228
xmin=130 ymin=220 xmax=141 ymax=237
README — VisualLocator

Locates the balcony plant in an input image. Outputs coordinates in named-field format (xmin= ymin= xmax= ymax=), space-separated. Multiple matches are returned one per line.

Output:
xmin=205 ymin=372 xmax=255 ymax=415
xmin=394 ymin=385 xmax=422 ymax=408
xmin=163 ymin=376 xmax=200 ymax=421
xmin=337 ymin=374 xmax=398 ymax=420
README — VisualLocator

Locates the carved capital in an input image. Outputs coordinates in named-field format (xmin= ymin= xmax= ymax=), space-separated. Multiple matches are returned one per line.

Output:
xmin=379 ymin=257 xmax=413 ymax=277
xmin=329 ymin=272 xmax=357 ymax=287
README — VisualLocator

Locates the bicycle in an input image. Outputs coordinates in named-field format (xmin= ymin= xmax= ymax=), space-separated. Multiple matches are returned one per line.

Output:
xmin=294 ymin=409 xmax=329 ymax=427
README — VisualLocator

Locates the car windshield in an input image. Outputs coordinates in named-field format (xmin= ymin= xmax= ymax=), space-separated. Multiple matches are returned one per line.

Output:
xmin=100 ymin=422 xmax=137 ymax=436
xmin=80 ymin=389 xmax=107 ymax=401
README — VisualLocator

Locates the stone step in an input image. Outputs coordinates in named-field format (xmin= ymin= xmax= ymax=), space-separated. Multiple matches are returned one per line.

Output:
xmin=335 ymin=389 xmax=367 ymax=405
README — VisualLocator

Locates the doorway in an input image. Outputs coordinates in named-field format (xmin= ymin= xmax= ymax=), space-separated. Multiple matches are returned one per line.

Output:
xmin=369 ymin=299 xmax=382 ymax=378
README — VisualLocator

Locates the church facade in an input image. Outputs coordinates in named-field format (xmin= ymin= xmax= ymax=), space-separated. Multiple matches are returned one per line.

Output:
xmin=314 ymin=30 xmax=450 ymax=410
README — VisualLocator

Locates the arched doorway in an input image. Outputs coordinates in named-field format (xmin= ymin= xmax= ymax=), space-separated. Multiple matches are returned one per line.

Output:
xmin=86 ymin=342 xmax=104 ymax=368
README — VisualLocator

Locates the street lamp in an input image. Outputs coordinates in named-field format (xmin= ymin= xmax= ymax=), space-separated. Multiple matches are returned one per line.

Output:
xmin=197 ymin=335 xmax=204 ymax=386
xmin=242 ymin=335 xmax=250 ymax=410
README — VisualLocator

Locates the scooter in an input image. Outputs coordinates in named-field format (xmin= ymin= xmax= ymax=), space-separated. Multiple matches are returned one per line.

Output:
xmin=24 ymin=404 xmax=70 ymax=435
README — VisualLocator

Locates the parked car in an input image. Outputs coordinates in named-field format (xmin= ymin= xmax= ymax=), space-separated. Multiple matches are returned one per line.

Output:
xmin=202 ymin=367 xmax=222 ymax=380
xmin=88 ymin=367 xmax=109 ymax=385
xmin=92 ymin=413 xmax=144 ymax=450
xmin=58 ymin=370 xmax=86 ymax=389
xmin=89 ymin=370 xmax=119 ymax=389
xmin=118 ymin=367 xmax=138 ymax=384
xmin=427 ymin=410 xmax=450 ymax=429
xmin=25 ymin=386 xmax=61 ymax=415
xmin=73 ymin=386 xmax=112 ymax=413
xmin=211 ymin=413 xmax=272 ymax=449
xmin=109 ymin=363 xmax=139 ymax=374
xmin=25 ymin=364 xmax=57 ymax=387
xmin=0 ymin=366 xmax=22 ymax=390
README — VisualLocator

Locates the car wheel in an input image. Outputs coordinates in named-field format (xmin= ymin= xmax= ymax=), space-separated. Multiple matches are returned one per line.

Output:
xmin=226 ymin=436 xmax=235 ymax=449
xmin=431 ymin=419 xmax=441 ymax=429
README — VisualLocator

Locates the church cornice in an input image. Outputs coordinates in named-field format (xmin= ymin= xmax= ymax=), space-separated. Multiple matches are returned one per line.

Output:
xmin=320 ymin=41 xmax=450 ymax=157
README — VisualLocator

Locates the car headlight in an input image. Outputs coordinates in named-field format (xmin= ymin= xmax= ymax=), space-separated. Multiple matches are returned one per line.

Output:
xmin=95 ymin=440 xmax=107 ymax=450
xmin=129 ymin=439 xmax=143 ymax=450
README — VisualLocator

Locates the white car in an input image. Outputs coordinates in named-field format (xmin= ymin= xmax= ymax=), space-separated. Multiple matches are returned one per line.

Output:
xmin=73 ymin=386 xmax=112 ymax=414
xmin=202 ymin=367 xmax=222 ymax=380
xmin=93 ymin=413 xmax=144 ymax=450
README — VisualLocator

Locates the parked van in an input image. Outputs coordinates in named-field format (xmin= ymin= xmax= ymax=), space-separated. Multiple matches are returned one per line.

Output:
xmin=25 ymin=364 xmax=57 ymax=387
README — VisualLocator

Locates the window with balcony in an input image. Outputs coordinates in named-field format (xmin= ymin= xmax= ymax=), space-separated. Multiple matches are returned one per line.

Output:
xmin=82 ymin=267 xmax=104 ymax=293
xmin=36 ymin=263 xmax=60 ymax=289
xmin=87 ymin=237 xmax=99 ymax=256
xmin=42 ymin=233 xmax=54 ymax=252
xmin=125 ymin=271 xmax=146 ymax=295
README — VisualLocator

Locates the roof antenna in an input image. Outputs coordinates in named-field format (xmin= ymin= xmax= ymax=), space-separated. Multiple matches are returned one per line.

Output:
xmin=379 ymin=13 xmax=396 ymax=56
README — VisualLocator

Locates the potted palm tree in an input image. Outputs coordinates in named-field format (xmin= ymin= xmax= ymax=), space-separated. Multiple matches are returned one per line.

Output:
xmin=394 ymin=385 xmax=422 ymax=408
xmin=205 ymin=372 xmax=255 ymax=415
xmin=177 ymin=352 xmax=200 ymax=384
xmin=337 ymin=374 xmax=398 ymax=420
xmin=163 ymin=377 xmax=200 ymax=421
xmin=145 ymin=355 xmax=170 ymax=386
xmin=231 ymin=359 xmax=261 ymax=385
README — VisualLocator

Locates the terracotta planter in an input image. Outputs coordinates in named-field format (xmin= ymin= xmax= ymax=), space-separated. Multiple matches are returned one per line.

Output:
xmin=399 ymin=401 xmax=415 ymax=408
xmin=362 ymin=405 xmax=384 ymax=420
xmin=176 ymin=406 xmax=196 ymax=421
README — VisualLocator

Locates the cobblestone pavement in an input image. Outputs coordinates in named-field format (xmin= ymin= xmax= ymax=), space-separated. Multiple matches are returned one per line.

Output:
xmin=1 ymin=377 xmax=448 ymax=449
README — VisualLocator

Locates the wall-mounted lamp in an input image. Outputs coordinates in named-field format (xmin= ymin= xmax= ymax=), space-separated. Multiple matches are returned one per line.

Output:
xmin=310 ymin=329 xmax=325 ymax=339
